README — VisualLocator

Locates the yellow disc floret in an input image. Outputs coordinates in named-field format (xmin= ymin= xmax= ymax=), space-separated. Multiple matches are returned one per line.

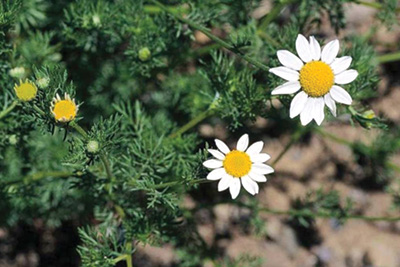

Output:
xmin=223 ymin=150 xmax=252 ymax=178
xmin=14 ymin=79 xmax=38 ymax=102
xmin=50 ymin=93 xmax=78 ymax=123
xmin=299 ymin=61 xmax=334 ymax=97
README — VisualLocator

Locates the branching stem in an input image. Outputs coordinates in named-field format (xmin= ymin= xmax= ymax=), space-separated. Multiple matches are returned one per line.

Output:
xmin=316 ymin=127 xmax=400 ymax=174
xmin=258 ymin=0 xmax=299 ymax=31
xmin=169 ymin=109 xmax=214 ymax=138
xmin=32 ymin=104 xmax=46 ymax=116
xmin=4 ymin=171 xmax=78 ymax=186
xmin=149 ymin=0 xmax=270 ymax=72
xmin=271 ymin=127 xmax=309 ymax=167
xmin=150 ymin=178 xmax=213 ymax=190
xmin=0 ymin=100 xmax=18 ymax=120
xmin=356 ymin=0 xmax=400 ymax=12
xmin=315 ymin=127 xmax=352 ymax=146
xmin=237 ymin=202 xmax=400 ymax=222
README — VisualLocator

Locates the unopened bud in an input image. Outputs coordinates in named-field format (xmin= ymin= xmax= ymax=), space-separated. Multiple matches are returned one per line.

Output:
xmin=87 ymin=140 xmax=100 ymax=154
xmin=138 ymin=47 xmax=151 ymax=61
xmin=9 ymin=67 xmax=26 ymax=78
xmin=8 ymin=135 xmax=18 ymax=145
xmin=362 ymin=110 xmax=376 ymax=119
xmin=92 ymin=14 xmax=101 ymax=26
xmin=36 ymin=77 xmax=50 ymax=89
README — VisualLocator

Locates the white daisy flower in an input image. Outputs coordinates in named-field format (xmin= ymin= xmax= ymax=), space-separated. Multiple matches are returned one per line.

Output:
xmin=203 ymin=134 xmax=274 ymax=199
xmin=269 ymin=34 xmax=358 ymax=126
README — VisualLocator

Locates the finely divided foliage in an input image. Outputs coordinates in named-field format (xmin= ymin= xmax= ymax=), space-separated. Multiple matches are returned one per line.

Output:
xmin=0 ymin=0 xmax=399 ymax=266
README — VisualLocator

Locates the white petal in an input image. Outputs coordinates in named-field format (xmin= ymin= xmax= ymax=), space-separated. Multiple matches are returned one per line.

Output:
xmin=277 ymin=50 xmax=304 ymax=70
xmin=251 ymin=164 xmax=274 ymax=175
xmin=324 ymin=93 xmax=337 ymax=117
xmin=321 ymin=39 xmax=340 ymax=64
xmin=215 ymin=139 xmax=230 ymax=154
xmin=330 ymin=85 xmax=352 ymax=105
xmin=271 ymin=81 xmax=301 ymax=95
xmin=229 ymin=178 xmax=241 ymax=199
xmin=309 ymin=36 xmax=321 ymax=60
xmin=269 ymin=67 xmax=299 ymax=81
xmin=241 ymin=176 xmax=258 ymax=195
xmin=246 ymin=141 xmax=264 ymax=155
xmin=335 ymin=70 xmax=358 ymax=85
xmin=207 ymin=168 xmax=226 ymax=180
xmin=330 ymin=56 xmax=352 ymax=75
xmin=237 ymin=134 xmax=249 ymax=151
xmin=207 ymin=149 xmax=225 ymax=160
xmin=248 ymin=171 xmax=267 ymax=182
xmin=203 ymin=159 xmax=223 ymax=169
xmin=313 ymin=97 xmax=325 ymax=126
xmin=250 ymin=153 xmax=271 ymax=163
xmin=296 ymin=34 xmax=313 ymax=63
xmin=300 ymin=97 xmax=315 ymax=126
xmin=290 ymin=91 xmax=308 ymax=118
xmin=218 ymin=175 xmax=233 ymax=192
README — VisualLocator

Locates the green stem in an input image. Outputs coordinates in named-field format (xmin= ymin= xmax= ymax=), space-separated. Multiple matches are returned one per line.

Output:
xmin=150 ymin=178 xmax=213 ymax=190
xmin=377 ymin=51 xmax=400 ymax=64
xmin=252 ymin=205 xmax=400 ymax=222
xmin=257 ymin=30 xmax=281 ymax=48
xmin=32 ymin=104 xmax=46 ymax=116
xmin=387 ymin=162 xmax=400 ymax=173
xmin=112 ymin=243 xmax=133 ymax=267
xmin=143 ymin=4 xmax=186 ymax=14
xmin=271 ymin=127 xmax=308 ymax=167
xmin=258 ymin=0 xmax=298 ymax=31
xmin=100 ymin=153 xmax=114 ymax=181
xmin=4 ymin=171 xmax=77 ymax=186
xmin=69 ymin=121 xmax=89 ymax=140
xmin=315 ymin=127 xmax=352 ymax=146
xmin=190 ymin=43 xmax=222 ymax=57
xmin=356 ymin=0 xmax=400 ymax=12
xmin=169 ymin=109 xmax=214 ymax=138
xmin=125 ymin=243 xmax=133 ymax=267
xmin=316 ymin=128 xmax=400 ymax=174
xmin=149 ymin=0 xmax=270 ymax=72
xmin=0 ymin=100 xmax=18 ymax=120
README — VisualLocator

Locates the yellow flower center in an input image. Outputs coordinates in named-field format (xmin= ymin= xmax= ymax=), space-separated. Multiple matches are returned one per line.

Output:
xmin=299 ymin=61 xmax=334 ymax=97
xmin=53 ymin=100 xmax=77 ymax=122
xmin=14 ymin=82 xmax=37 ymax=101
xmin=223 ymin=150 xmax=252 ymax=178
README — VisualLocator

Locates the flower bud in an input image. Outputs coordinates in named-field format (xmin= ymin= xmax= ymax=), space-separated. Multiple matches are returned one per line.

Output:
xmin=138 ymin=47 xmax=151 ymax=61
xmin=362 ymin=109 xmax=376 ymax=120
xmin=9 ymin=67 xmax=26 ymax=79
xmin=36 ymin=77 xmax=50 ymax=89
xmin=92 ymin=14 xmax=101 ymax=27
xmin=8 ymin=135 xmax=18 ymax=145
xmin=87 ymin=140 xmax=100 ymax=154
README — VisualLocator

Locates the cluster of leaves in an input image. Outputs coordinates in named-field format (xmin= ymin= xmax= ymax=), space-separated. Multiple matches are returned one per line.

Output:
xmin=288 ymin=189 xmax=353 ymax=247
xmin=352 ymin=130 xmax=400 ymax=189
xmin=376 ymin=0 xmax=399 ymax=28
